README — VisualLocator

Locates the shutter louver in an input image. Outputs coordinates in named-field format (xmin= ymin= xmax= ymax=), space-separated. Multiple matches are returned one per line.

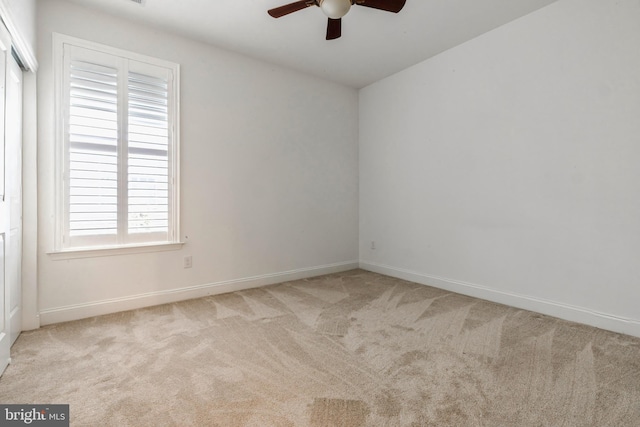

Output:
xmin=68 ymin=60 xmax=119 ymax=237
xmin=127 ymin=71 xmax=170 ymax=235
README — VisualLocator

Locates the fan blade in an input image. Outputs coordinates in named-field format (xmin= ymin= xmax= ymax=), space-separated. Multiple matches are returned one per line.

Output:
xmin=356 ymin=0 xmax=406 ymax=13
xmin=326 ymin=18 xmax=342 ymax=40
xmin=268 ymin=1 xmax=314 ymax=18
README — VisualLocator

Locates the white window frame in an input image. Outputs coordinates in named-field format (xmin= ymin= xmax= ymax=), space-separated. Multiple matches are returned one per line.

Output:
xmin=53 ymin=34 xmax=181 ymax=255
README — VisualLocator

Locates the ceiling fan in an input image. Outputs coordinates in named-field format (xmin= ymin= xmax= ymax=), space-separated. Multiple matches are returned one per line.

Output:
xmin=268 ymin=0 xmax=407 ymax=40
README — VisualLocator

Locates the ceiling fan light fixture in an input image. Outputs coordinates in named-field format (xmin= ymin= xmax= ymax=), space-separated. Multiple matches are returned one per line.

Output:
xmin=319 ymin=0 xmax=352 ymax=19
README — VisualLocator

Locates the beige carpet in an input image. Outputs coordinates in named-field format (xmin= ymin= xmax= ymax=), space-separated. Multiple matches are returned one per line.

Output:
xmin=1 ymin=270 xmax=639 ymax=426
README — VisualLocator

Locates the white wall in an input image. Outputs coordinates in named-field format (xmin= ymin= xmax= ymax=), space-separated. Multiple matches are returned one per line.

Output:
xmin=359 ymin=0 xmax=640 ymax=337
xmin=0 ymin=0 xmax=37 ymax=69
xmin=37 ymin=0 xmax=359 ymax=324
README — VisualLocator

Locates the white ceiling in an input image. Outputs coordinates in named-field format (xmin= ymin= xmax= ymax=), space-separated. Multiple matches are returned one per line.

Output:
xmin=64 ymin=0 xmax=558 ymax=88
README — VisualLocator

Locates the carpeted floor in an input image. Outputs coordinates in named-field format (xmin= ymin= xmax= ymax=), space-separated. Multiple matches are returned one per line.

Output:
xmin=1 ymin=269 xmax=639 ymax=426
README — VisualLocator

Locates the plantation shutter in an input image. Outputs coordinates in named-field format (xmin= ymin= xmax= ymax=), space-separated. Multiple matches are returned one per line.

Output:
xmin=127 ymin=68 xmax=170 ymax=238
xmin=68 ymin=60 xmax=119 ymax=236
xmin=62 ymin=43 xmax=177 ymax=249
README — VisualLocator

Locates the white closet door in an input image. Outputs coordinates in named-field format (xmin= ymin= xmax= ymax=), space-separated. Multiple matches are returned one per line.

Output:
xmin=0 ymin=22 xmax=10 ymax=376
xmin=6 ymin=53 xmax=22 ymax=346
xmin=0 ymin=234 xmax=7 ymax=376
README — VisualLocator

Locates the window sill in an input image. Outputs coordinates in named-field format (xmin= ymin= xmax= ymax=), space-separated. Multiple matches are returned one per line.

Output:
xmin=48 ymin=242 xmax=185 ymax=260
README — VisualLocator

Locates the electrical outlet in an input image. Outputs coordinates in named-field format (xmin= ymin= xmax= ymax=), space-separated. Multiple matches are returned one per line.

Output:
xmin=183 ymin=255 xmax=192 ymax=268
xmin=371 ymin=241 xmax=376 ymax=250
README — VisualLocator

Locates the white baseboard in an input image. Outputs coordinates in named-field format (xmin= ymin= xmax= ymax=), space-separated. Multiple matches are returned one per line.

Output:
xmin=39 ymin=261 xmax=359 ymax=325
xmin=360 ymin=261 xmax=640 ymax=339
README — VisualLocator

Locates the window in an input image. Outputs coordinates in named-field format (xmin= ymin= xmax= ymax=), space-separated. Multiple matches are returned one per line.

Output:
xmin=55 ymin=35 xmax=180 ymax=251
